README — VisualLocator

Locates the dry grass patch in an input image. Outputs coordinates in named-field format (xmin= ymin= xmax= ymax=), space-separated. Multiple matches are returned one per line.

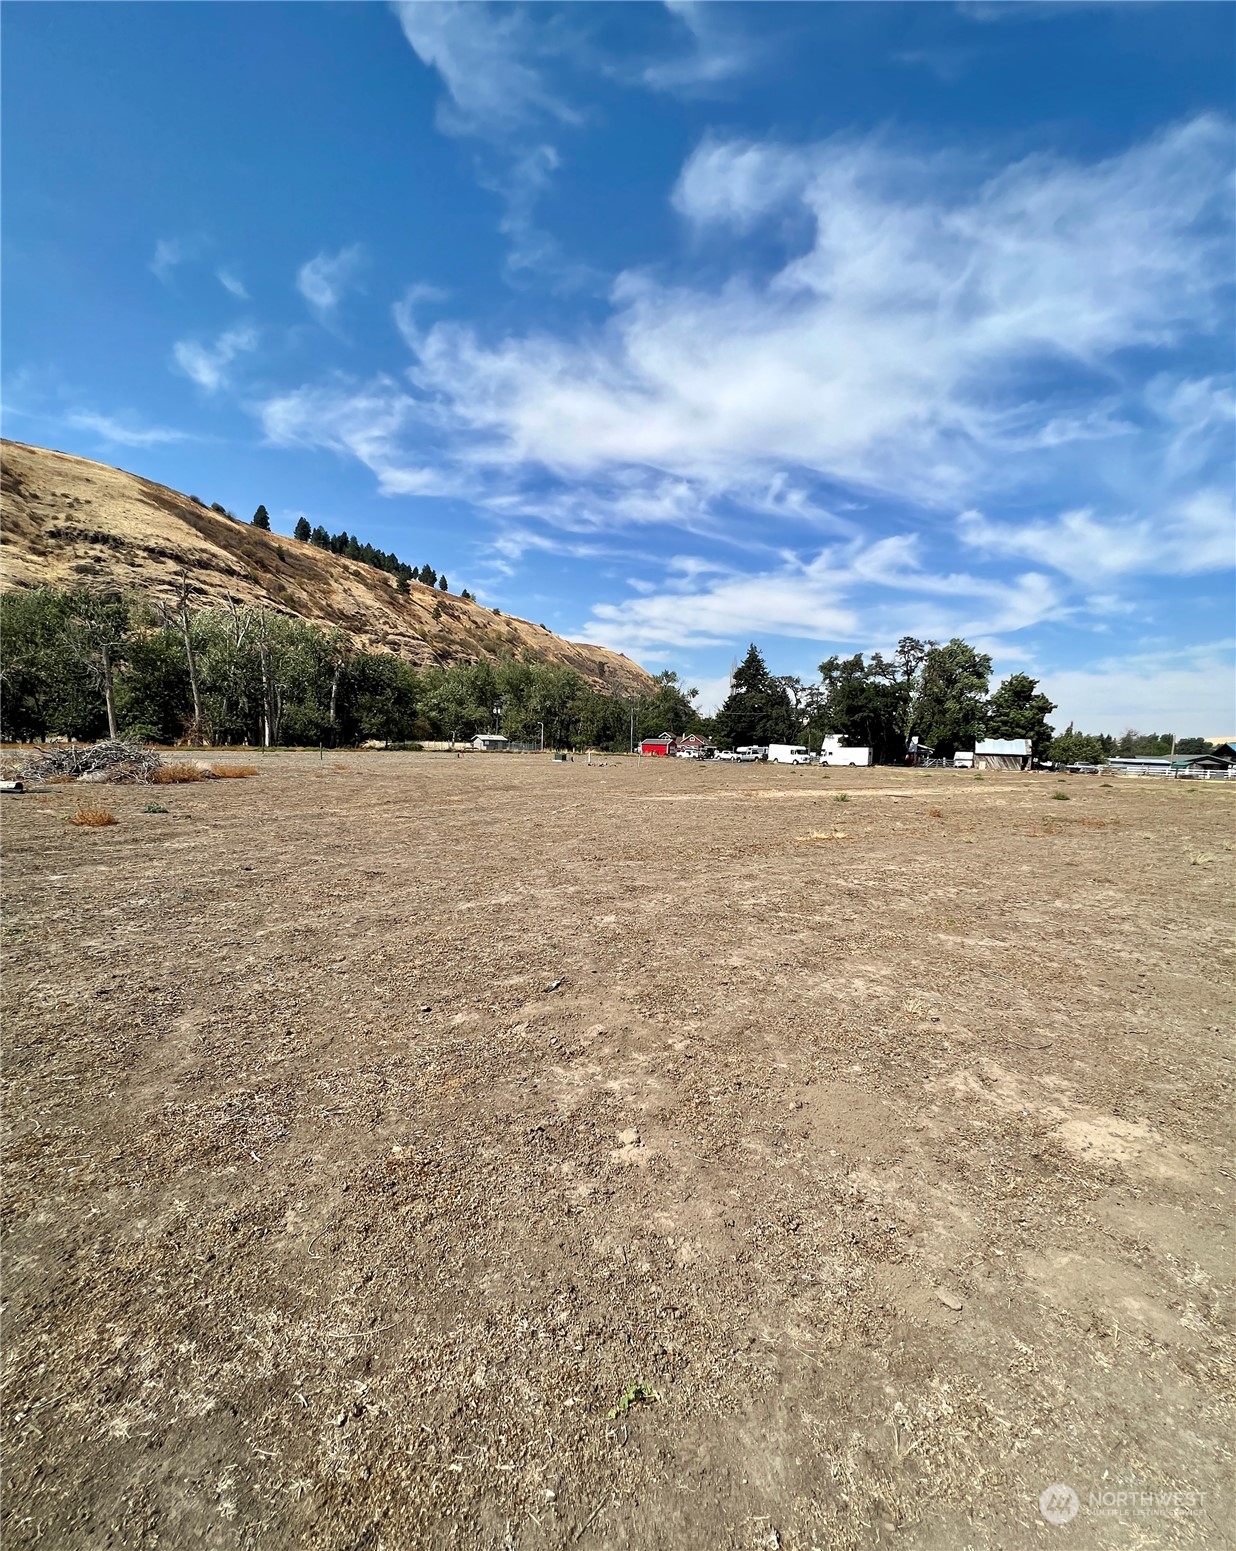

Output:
xmin=67 ymin=806 xmax=117 ymax=827
xmin=150 ymin=763 xmax=208 ymax=785
xmin=211 ymin=764 xmax=258 ymax=779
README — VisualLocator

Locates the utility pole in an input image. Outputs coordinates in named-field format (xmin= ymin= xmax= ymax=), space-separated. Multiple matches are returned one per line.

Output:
xmin=538 ymin=721 xmax=544 ymax=752
xmin=630 ymin=702 xmax=636 ymax=755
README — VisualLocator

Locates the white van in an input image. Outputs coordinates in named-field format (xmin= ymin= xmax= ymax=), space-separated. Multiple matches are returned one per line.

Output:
xmin=767 ymin=744 xmax=812 ymax=764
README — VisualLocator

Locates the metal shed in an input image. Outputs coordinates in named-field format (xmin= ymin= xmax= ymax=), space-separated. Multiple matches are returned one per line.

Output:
xmin=973 ymin=738 xmax=1032 ymax=771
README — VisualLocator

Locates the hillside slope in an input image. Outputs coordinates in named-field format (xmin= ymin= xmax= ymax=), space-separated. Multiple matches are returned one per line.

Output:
xmin=0 ymin=440 xmax=654 ymax=696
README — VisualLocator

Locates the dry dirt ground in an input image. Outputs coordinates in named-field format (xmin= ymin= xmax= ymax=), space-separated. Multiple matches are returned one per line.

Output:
xmin=2 ymin=753 xmax=1233 ymax=1551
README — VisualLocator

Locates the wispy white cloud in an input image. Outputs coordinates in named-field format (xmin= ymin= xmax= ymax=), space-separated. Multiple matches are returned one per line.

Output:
xmin=393 ymin=1 xmax=578 ymax=140
xmin=580 ymin=536 xmax=1064 ymax=656
xmin=958 ymin=489 xmax=1235 ymax=580
xmin=248 ymin=113 xmax=1231 ymax=662
xmin=392 ymin=3 xmax=596 ymax=281
xmin=491 ymin=144 xmax=564 ymax=276
xmin=641 ymin=1 xmax=759 ymax=93
xmin=66 ymin=410 xmax=192 ymax=447
xmin=395 ymin=117 xmax=1231 ymax=515
xmin=258 ymin=375 xmax=453 ymax=496
xmin=172 ymin=324 xmax=258 ymax=393
xmin=296 ymin=245 xmax=365 ymax=323
xmin=150 ymin=238 xmax=183 ymax=284
xmin=217 ymin=268 xmax=249 ymax=300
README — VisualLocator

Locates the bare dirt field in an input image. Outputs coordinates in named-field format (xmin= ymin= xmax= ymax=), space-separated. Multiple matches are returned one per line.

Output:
xmin=2 ymin=753 xmax=1233 ymax=1550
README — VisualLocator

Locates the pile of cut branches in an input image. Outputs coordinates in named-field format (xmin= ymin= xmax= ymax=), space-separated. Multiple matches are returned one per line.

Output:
xmin=19 ymin=740 xmax=167 ymax=785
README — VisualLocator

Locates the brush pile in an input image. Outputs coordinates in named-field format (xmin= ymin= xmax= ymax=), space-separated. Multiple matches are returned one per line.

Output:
xmin=19 ymin=740 xmax=167 ymax=785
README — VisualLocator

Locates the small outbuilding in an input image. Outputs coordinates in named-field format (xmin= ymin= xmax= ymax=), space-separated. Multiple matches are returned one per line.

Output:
xmin=1173 ymin=749 xmax=1236 ymax=780
xmin=973 ymin=738 xmax=1032 ymax=771
xmin=1107 ymin=755 xmax=1174 ymax=778
xmin=639 ymin=734 xmax=676 ymax=757
xmin=472 ymin=733 xmax=510 ymax=751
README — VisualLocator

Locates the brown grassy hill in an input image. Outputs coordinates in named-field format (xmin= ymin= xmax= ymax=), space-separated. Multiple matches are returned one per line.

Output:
xmin=0 ymin=439 xmax=654 ymax=696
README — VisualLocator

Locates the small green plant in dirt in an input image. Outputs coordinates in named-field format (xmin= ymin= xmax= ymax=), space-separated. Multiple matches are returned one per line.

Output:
xmin=973 ymin=774 xmax=985 ymax=781
xmin=834 ymin=793 xmax=850 ymax=803
xmin=1050 ymin=792 xmax=1070 ymax=801
xmin=608 ymin=1383 xmax=659 ymax=1419
xmin=143 ymin=801 xmax=169 ymax=813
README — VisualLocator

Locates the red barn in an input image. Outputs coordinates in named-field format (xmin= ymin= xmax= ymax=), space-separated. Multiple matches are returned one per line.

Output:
xmin=639 ymin=735 xmax=676 ymax=756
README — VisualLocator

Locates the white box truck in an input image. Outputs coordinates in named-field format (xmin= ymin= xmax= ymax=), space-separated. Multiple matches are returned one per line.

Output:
xmin=767 ymin=744 xmax=813 ymax=764
xmin=818 ymin=736 xmax=870 ymax=767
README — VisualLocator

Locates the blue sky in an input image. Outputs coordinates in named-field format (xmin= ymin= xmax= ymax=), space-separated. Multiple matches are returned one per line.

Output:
xmin=4 ymin=2 xmax=1234 ymax=732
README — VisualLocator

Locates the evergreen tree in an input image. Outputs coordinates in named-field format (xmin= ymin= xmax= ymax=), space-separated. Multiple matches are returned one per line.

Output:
xmin=438 ymin=576 xmax=449 ymax=591
xmin=986 ymin=673 xmax=1056 ymax=761
xmin=460 ymin=589 xmax=472 ymax=601
xmin=310 ymin=525 xmax=330 ymax=548
xmin=713 ymin=644 xmax=796 ymax=749
xmin=251 ymin=505 xmax=271 ymax=531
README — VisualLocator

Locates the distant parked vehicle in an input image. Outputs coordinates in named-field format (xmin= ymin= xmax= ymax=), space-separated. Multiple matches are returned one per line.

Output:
xmin=735 ymin=746 xmax=764 ymax=762
xmin=713 ymin=750 xmax=738 ymax=762
xmin=818 ymin=736 xmax=870 ymax=767
xmin=767 ymin=744 xmax=812 ymax=764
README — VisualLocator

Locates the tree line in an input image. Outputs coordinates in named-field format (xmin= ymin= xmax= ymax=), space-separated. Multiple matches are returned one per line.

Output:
xmin=3 ymin=590 xmax=1213 ymax=762
xmin=712 ymin=639 xmax=1058 ymax=760
xmin=246 ymin=504 xmax=470 ymax=598
xmin=709 ymin=640 xmax=1216 ymax=764
xmin=0 ymin=585 xmax=698 ymax=750
xmin=1047 ymin=726 xmax=1216 ymax=765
